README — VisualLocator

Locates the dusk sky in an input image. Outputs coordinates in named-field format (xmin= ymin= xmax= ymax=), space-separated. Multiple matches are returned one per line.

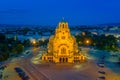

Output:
xmin=0 ymin=0 xmax=120 ymax=25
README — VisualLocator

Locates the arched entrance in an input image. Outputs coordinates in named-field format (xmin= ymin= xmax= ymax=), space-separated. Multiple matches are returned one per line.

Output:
xmin=59 ymin=57 xmax=68 ymax=63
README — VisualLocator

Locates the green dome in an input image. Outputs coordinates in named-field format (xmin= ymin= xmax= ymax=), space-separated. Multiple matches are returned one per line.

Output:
xmin=60 ymin=18 xmax=67 ymax=23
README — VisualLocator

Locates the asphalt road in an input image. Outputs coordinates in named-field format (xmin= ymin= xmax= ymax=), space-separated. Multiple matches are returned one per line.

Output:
xmin=2 ymin=47 xmax=120 ymax=80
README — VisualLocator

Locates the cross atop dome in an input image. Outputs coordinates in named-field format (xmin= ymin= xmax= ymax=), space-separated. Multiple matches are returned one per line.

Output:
xmin=58 ymin=19 xmax=68 ymax=29
xmin=61 ymin=17 xmax=67 ymax=23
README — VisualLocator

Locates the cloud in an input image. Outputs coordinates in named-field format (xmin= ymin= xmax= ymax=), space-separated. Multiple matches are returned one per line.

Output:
xmin=0 ymin=9 xmax=29 ymax=14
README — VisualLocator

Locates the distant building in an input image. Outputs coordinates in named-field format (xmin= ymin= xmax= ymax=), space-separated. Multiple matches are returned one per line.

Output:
xmin=5 ymin=34 xmax=17 ymax=41
xmin=42 ymin=32 xmax=51 ymax=36
xmin=104 ymin=31 xmax=120 ymax=38
xmin=109 ymin=26 xmax=119 ymax=31
xmin=26 ymin=31 xmax=34 ymax=36
xmin=117 ymin=40 xmax=120 ymax=48
xmin=90 ymin=29 xmax=104 ymax=36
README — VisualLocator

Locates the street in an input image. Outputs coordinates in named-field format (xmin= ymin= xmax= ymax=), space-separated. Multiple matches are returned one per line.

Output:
xmin=1 ymin=47 xmax=120 ymax=80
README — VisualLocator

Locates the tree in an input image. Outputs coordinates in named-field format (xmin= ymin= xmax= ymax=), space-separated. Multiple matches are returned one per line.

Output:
xmin=75 ymin=32 xmax=93 ymax=46
xmin=0 ymin=33 xmax=5 ymax=43
xmin=16 ymin=44 xmax=24 ymax=53
xmin=118 ymin=56 xmax=120 ymax=64
xmin=38 ymin=39 xmax=49 ymax=46
xmin=12 ymin=44 xmax=24 ymax=54
xmin=12 ymin=48 xmax=17 ymax=54
xmin=0 ymin=49 xmax=10 ymax=61
xmin=23 ymin=39 xmax=31 ymax=47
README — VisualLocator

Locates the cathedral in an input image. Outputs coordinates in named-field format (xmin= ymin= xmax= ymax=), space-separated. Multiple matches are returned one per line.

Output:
xmin=42 ymin=20 xmax=85 ymax=63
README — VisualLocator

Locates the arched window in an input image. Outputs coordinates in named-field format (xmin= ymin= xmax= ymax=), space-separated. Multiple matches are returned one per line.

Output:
xmin=61 ymin=48 xmax=66 ymax=54
xmin=62 ymin=36 xmax=65 ymax=39
xmin=65 ymin=24 xmax=67 ymax=28
xmin=63 ymin=24 xmax=64 ymax=28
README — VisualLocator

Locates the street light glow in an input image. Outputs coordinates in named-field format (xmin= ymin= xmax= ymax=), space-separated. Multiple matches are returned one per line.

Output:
xmin=84 ymin=39 xmax=92 ymax=45
xmin=86 ymin=40 xmax=90 ymax=44
xmin=33 ymin=41 xmax=36 ymax=44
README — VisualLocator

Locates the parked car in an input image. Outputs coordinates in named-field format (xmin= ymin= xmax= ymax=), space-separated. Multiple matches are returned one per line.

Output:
xmin=97 ymin=63 xmax=105 ymax=68
xmin=98 ymin=71 xmax=106 ymax=74
xmin=14 ymin=67 xmax=30 ymax=80
xmin=22 ymin=75 xmax=30 ymax=80
xmin=98 ymin=76 xmax=105 ymax=80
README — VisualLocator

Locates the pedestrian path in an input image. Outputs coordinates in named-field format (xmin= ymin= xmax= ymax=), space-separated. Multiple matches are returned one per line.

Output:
xmin=2 ymin=62 xmax=21 ymax=80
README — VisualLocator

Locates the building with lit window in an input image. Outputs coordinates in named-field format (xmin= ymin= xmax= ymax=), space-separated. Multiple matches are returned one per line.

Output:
xmin=42 ymin=20 xmax=85 ymax=63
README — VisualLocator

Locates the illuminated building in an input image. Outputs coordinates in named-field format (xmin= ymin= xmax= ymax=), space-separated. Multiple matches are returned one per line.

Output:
xmin=42 ymin=20 xmax=85 ymax=63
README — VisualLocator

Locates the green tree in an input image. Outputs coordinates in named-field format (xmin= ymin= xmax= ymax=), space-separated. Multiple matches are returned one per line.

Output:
xmin=94 ymin=34 xmax=118 ymax=51
xmin=0 ymin=33 xmax=6 ymax=43
xmin=118 ymin=56 xmax=120 ymax=64
xmin=23 ymin=39 xmax=31 ymax=47
xmin=0 ymin=49 xmax=10 ymax=61
xmin=16 ymin=44 xmax=24 ymax=53
xmin=12 ymin=47 xmax=17 ymax=54
xmin=12 ymin=44 xmax=24 ymax=54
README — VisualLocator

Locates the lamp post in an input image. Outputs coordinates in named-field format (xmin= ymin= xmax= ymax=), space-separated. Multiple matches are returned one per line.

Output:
xmin=32 ymin=40 xmax=38 ymax=56
xmin=32 ymin=40 xmax=36 ymax=45
xmin=84 ymin=39 xmax=92 ymax=48
xmin=32 ymin=40 xmax=37 ymax=47
xmin=86 ymin=40 xmax=90 ymax=44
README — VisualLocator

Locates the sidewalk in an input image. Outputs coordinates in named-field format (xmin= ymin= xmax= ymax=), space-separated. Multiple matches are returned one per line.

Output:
xmin=2 ymin=62 xmax=21 ymax=80
xmin=106 ymin=68 xmax=120 ymax=80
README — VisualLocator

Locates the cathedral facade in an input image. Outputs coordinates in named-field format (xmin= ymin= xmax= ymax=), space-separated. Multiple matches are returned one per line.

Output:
xmin=42 ymin=21 xmax=85 ymax=63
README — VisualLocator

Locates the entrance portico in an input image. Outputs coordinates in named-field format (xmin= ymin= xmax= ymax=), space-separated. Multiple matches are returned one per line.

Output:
xmin=59 ymin=57 xmax=68 ymax=63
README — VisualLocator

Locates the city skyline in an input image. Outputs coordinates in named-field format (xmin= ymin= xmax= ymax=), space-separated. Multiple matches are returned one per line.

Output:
xmin=0 ymin=0 xmax=120 ymax=25
xmin=0 ymin=18 xmax=120 ymax=80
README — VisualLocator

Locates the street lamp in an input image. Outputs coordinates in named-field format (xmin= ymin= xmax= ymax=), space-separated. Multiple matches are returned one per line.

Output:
xmin=32 ymin=40 xmax=36 ymax=45
xmin=32 ymin=40 xmax=37 ymax=46
xmin=86 ymin=40 xmax=90 ymax=44
xmin=82 ymin=32 xmax=86 ymax=36
xmin=84 ymin=39 xmax=91 ymax=46
xmin=79 ymin=41 xmax=82 ymax=44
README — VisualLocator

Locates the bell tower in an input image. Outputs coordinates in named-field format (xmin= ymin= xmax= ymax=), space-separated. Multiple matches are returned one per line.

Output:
xmin=55 ymin=19 xmax=70 ymax=39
